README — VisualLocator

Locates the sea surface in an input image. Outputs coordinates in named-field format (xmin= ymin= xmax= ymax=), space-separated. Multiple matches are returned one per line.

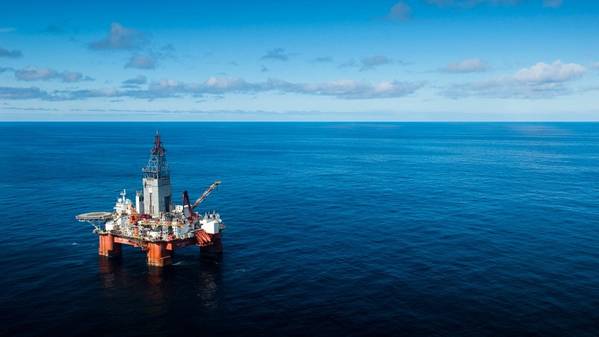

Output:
xmin=1 ymin=122 xmax=598 ymax=337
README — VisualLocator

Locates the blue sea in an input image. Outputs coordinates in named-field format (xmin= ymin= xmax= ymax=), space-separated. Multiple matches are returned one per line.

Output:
xmin=1 ymin=122 xmax=598 ymax=337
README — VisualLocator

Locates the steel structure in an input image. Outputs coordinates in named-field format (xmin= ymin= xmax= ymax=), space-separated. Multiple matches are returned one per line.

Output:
xmin=76 ymin=132 xmax=225 ymax=267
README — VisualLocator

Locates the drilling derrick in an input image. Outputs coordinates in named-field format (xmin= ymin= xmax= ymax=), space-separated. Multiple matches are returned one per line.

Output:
xmin=142 ymin=132 xmax=172 ymax=217
xmin=76 ymin=132 xmax=225 ymax=267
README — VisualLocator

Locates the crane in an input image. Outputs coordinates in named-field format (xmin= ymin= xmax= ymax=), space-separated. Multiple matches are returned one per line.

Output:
xmin=182 ymin=180 xmax=221 ymax=219
xmin=192 ymin=180 xmax=221 ymax=210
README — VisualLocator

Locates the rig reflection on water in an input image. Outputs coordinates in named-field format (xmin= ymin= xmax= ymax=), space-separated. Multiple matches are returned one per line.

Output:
xmin=98 ymin=253 xmax=224 ymax=311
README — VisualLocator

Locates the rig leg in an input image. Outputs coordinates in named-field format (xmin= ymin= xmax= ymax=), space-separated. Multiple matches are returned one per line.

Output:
xmin=212 ymin=235 xmax=223 ymax=253
xmin=98 ymin=234 xmax=121 ymax=258
xmin=200 ymin=233 xmax=223 ymax=254
xmin=146 ymin=242 xmax=172 ymax=267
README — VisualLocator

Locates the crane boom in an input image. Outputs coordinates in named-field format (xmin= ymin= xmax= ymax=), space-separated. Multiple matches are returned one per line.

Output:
xmin=191 ymin=180 xmax=221 ymax=209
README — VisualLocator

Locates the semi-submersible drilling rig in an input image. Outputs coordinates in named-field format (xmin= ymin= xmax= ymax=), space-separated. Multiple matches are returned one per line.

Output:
xmin=77 ymin=133 xmax=224 ymax=267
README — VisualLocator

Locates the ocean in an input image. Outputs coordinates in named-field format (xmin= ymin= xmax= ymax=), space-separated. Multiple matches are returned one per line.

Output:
xmin=1 ymin=122 xmax=598 ymax=337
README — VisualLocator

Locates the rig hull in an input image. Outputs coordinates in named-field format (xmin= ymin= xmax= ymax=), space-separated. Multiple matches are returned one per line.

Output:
xmin=97 ymin=230 xmax=223 ymax=266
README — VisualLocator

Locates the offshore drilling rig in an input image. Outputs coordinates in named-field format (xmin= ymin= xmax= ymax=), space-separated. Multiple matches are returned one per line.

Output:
xmin=76 ymin=132 xmax=224 ymax=267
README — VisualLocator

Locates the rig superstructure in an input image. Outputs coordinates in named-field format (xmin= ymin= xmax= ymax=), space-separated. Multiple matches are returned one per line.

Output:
xmin=77 ymin=132 xmax=224 ymax=267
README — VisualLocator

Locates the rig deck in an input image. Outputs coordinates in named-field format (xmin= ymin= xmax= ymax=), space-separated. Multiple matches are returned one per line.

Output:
xmin=77 ymin=132 xmax=225 ymax=267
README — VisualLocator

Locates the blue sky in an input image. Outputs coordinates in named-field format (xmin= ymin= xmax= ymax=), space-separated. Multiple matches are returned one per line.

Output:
xmin=0 ymin=0 xmax=598 ymax=121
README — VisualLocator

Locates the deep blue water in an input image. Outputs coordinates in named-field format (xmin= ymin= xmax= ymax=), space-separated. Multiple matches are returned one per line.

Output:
xmin=1 ymin=122 xmax=599 ymax=337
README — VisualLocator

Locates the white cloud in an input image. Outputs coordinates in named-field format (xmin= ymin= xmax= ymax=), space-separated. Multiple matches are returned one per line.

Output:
xmin=0 ymin=46 xmax=22 ymax=58
xmin=339 ymin=55 xmax=396 ymax=71
xmin=388 ymin=2 xmax=412 ymax=21
xmin=444 ymin=78 xmax=568 ymax=98
xmin=125 ymin=54 xmax=157 ymax=69
xmin=0 ymin=86 xmax=47 ymax=99
xmin=0 ymin=77 xmax=423 ymax=101
xmin=261 ymin=48 xmax=292 ymax=61
xmin=147 ymin=77 xmax=422 ymax=99
xmin=514 ymin=60 xmax=585 ymax=83
xmin=359 ymin=55 xmax=394 ymax=71
xmin=13 ymin=67 xmax=93 ymax=82
xmin=15 ymin=68 xmax=57 ymax=81
xmin=122 ymin=75 xmax=147 ymax=87
xmin=281 ymin=79 xmax=422 ymax=99
xmin=443 ymin=60 xmax=586 ymax=98
xmin=89 ymin=23 xmax=147 ymax=50
xmin=61 ymin=71 xmax=88 ymax=82
xmin=443 ymin=58 xmax=488 ymax=73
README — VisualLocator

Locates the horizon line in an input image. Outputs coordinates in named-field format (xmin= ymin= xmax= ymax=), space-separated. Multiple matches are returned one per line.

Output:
xmin=2 ymin=120 xmax=599 ymax=123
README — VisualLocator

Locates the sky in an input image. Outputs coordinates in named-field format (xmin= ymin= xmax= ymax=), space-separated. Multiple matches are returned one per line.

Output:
xmin=0 ymin=0 xmax=598 ymax=121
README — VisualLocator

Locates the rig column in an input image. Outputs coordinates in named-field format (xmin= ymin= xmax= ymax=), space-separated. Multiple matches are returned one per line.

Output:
xmin=146 ymin=242 xmax=172 ymax=267
xmin=212 ymin=234 xmax=223 ymax=253
xmin=200 ymin=233 xmax=223 ymax=254
xmin=98 ymin=234 xmax=121 ymax=258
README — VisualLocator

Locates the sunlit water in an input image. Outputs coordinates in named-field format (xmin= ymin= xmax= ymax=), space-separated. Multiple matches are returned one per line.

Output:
xmin=1 ymin=122 xmax=598 ymax=337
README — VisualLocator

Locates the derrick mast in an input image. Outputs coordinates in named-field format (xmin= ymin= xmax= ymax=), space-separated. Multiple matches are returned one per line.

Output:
xmin=142 ymin=132 xmax=172 ymax=217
